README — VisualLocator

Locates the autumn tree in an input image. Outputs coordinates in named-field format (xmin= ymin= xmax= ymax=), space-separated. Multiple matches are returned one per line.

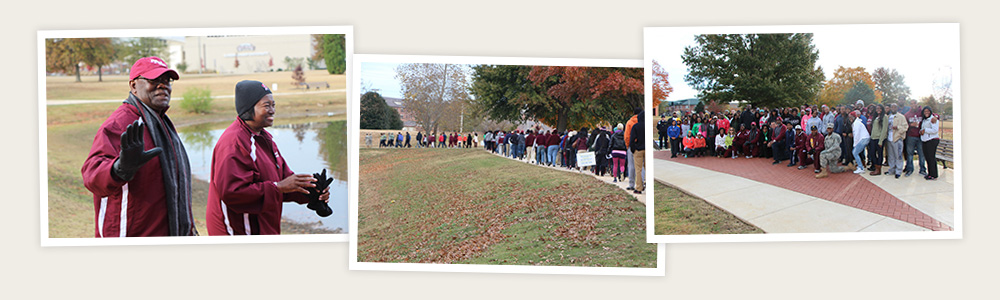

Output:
xmin=651 ymin=59 xmax=673 ymax=110
xmin=291 ymin=65 xmax=306 ymax=85
xmin=471 ymin=65 xmax=643 ymax=133
xmin=46 ymin=38 xmax=118 ymax=82
xmin=80 ymin=38 xmax=115 ymax=82
xmin=873 ymin=67 xmax=911 ymax=104
xmin=396 ymin=63 xmax=470 ymax=133
xmin=682 ymin=33 xmax=825 ymax=108
xmin=46 ymin=38 xmax=85 ymax=82
xmin=818 ymin=66 xmax=883 ymax=106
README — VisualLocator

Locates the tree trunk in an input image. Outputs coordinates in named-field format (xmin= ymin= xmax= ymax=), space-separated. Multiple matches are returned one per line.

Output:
xmin=74 ymin=65 xmax=81 ymax=82
xmin=556 ymin=105 xmax=569 ymax=133
xmin=98 ymin=66 xmax=103 ymax=82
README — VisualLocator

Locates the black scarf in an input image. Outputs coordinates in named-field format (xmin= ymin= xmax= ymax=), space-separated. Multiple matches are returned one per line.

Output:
xmin=125 ymin=94 xmax=195 ymax=236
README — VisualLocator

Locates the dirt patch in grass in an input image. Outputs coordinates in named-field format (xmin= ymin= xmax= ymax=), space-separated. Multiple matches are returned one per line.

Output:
xmin=357 ymin=148 xmax=655 ymax=267
xmin=653 ymin=182 xmax=763 ymax=235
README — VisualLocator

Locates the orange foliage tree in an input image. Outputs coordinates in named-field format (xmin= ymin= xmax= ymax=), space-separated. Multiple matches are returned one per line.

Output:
xmin=818 ymin=66 xmax=883 ymax=106
xmin=651 ymin=59 xmax=673 ymax=111
xmin=471 ymin=65 xmax=642 ymax=133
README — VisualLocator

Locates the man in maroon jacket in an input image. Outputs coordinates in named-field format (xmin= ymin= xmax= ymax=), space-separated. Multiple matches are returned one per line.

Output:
xmin=535 ymin=130 xmax=548 ymax=165
xmin=82 ymin=57 xmax=196 ymax=237
xmin=205 ymin=80 xmax=329 ymax=235
xmin=805 ymin=125 xmax=825 ymax=173
xmin=794 ymin=125 xmax=813 ymax=169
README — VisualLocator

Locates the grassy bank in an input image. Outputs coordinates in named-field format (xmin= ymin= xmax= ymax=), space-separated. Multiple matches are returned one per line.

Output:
xmin=653 ymin=182 xmax=763 ymax=235
xmin=357 ymin=148 xmax=655 ymax=267
xmin=45 ymin=72 xmax=345 ymax=237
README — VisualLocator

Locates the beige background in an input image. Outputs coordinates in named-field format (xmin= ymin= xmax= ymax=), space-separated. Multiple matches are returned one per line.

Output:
xmin=7 ymin=0 xmax=996 ymax=298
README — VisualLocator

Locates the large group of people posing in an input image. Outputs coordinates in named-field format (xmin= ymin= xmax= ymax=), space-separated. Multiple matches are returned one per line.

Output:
xmin=657 ymin=99 xmax=943 ymax=181
xmin=482 ymin=107 xmax=648 ymax=194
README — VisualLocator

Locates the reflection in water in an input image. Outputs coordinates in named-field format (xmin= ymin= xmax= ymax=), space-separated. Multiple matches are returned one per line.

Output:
xmin=180 ymin=121 xmax=348 ymax=233
xmin=316 ymin=121 xmax=348 ymax=182
xmin=292 ymin=123 xmax=307 ymax=143
xmin=180 ymin=123 xmax=215 ymax=153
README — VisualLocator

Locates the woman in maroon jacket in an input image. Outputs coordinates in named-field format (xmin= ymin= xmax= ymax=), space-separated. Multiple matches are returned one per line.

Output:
xmin=206 ymin=80 xmax=330 ymax=235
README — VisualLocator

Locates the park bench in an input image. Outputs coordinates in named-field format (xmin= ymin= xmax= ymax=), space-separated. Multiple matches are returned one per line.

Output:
xmin=302 ymin=81 xmax=330 ymax=89
xmin=936 ymin=139 xmax=954 ymax=169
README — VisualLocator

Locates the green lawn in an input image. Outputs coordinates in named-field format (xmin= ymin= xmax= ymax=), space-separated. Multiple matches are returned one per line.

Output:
xmin=357 ymin=148 xmax=656 ymax=267
xmin=654 ymin=182 xmax=763 ymax=235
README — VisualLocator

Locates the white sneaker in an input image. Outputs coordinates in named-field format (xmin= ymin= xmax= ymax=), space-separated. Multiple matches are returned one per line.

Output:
xmin=853 ymin=168 xmax=865 ymax=174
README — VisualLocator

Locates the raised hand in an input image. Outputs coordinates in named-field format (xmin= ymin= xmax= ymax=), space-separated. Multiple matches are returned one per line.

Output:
xmin=113 ymin=120 xmax=163 ymax=181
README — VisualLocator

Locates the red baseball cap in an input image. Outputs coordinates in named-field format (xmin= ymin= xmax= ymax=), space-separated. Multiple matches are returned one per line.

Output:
xmin=129 ymin=56 xmax=179 ymax=81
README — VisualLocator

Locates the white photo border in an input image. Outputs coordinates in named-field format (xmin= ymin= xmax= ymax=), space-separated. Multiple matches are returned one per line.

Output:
xmin=643 ymin=23 xmax=963 ymax=243
xmin=349 ymin=54 xmax=664 ymax=276
xmin=39 ymin=26 xmax=354 ymax=246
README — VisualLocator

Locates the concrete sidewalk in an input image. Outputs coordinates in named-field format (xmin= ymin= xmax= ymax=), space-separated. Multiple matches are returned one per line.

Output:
xmin=489 ymin=150 xmax=646 ymax=204
xmin=654 ymin=158 xmax=928 ymax=233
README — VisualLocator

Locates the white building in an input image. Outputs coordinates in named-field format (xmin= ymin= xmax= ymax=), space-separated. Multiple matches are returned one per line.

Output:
xmin=181 ymin=34 xmax=315 ymax=74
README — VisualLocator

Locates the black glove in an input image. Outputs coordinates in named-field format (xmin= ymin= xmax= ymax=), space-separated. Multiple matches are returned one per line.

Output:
xmin=306 ymin=169 xmax=334 ymax=217
xmin=112 ymin=120 xmax=162 ymax=181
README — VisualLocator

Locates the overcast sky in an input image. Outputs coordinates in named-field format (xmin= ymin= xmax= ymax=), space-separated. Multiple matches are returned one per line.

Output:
xmin=360 ymin=62 xmax=404 ymax=98
xmin=645 ymin=23 xmax=960 ymax=102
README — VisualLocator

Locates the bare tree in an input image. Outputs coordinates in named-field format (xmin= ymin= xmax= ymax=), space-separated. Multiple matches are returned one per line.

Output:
xmin=395 ymin=63 xmax=471 ymax=133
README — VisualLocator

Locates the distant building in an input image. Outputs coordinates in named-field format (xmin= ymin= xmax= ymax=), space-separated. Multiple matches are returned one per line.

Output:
xmin=181 ymin=34 xmax=315 ymax=74
xmin=667 ymin=98 xmax=701 ymax=113
xmin=383 ymin=96 xmax=419 ymax=131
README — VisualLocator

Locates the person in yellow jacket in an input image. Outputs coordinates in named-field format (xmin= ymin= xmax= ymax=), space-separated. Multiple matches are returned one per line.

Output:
xmin=885 ymin=104 xmax=909 ymax=178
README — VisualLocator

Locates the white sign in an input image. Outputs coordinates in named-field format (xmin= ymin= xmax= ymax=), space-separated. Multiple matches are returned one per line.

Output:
xmin=577 ymin=152 xmax=596 ymax=167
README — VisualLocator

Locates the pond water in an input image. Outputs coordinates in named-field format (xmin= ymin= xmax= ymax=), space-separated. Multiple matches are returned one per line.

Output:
xmin=180 ymin=121 xmax=348 ymax=233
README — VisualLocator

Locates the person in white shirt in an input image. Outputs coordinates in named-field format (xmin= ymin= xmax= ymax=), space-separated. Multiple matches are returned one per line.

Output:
xmin=919 ymin=106 xmax=941 ymax=180
xmin=850 ymin=110 xmax=870 ymax=174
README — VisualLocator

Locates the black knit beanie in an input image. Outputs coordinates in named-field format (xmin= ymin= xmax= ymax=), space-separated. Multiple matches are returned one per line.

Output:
xmin=235 ymin=80 xmax=271 ymax=118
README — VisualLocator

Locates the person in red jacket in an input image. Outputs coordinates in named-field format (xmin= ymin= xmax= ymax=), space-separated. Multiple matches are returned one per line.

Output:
xmin=805 ymin=125 xmax=825 ymax=173
xmin=793 ymin=125 xmax=812 ymax=169
xmin=82 ymin=57 xmax=196 ymax=237
xmin=206 ymin=80 xmax=329 ymax=235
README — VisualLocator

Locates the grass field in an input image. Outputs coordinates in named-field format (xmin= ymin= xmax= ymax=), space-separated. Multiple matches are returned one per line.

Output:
xmin=45 ymin=72 xmax=346 ymax=238
xmin=357 ymin=148 xmax=656 ymax=267
xmin=653 ymin=182 xmax=763 ymax=235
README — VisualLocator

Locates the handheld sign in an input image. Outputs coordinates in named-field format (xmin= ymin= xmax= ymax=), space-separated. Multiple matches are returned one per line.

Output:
xmin=577 ymin=152 xmax=596 ymax=167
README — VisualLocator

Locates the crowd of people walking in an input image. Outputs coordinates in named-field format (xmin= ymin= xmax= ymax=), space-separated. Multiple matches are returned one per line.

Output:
xmin=482 ymin=107 xmax=648 ymax=194
xmin=366 ymin=131 xmax=479 ymax=149
xmin=657 ymin=100 xmax=943 ymax=181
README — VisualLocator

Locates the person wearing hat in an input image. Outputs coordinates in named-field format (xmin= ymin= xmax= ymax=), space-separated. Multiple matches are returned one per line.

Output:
xmin=816 ymin=122 xmax=852 ymax=178
xmin=657 ymin=114 xmax=670 ymax=151
xmin=82 ymin=57 xmax=196 ymax=237
xmin=792 ymin=124 xmax=809 ymax=168
xmin=205 ymin=80 xmax=330 ymax=235
xmin=804 ymin=125 xmax=825 ymax=173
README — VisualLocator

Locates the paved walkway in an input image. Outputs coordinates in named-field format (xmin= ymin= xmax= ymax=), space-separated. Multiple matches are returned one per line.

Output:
xmin=653 ymin=150 xmax=954 ymax=233
xmin=489 ymin=149 xmax=646 ymax=204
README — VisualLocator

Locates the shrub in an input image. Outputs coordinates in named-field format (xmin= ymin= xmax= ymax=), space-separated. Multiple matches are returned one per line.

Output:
xmin=180 ymin=87 xmax=213 ymax=114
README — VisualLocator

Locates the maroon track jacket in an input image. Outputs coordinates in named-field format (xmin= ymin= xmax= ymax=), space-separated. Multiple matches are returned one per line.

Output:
xmin=82 ymin=103 xmax=176 ymax=237
xmin=206 ymin=120 xmax=309 ymax=235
